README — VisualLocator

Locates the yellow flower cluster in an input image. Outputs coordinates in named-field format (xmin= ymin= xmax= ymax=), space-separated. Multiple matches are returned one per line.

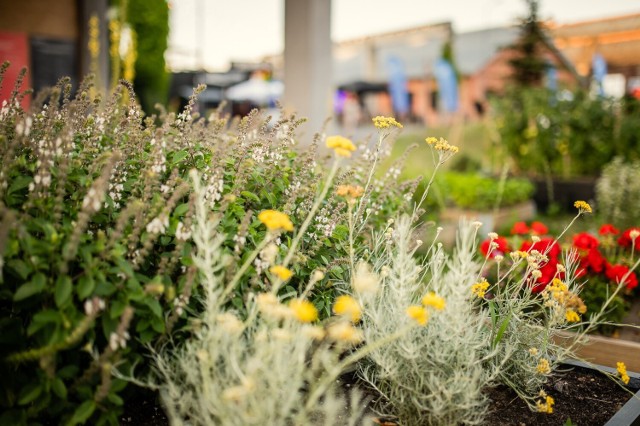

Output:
xmin=327 ymin=321 xmax=363 ymax=344
xmin=336 ymin=184 xmax=365 ymax=199
xmin=289 ymin=299 xmax=318 ymax=323
xmin=574 ymin=200 xmax=592 ymax=214
xmin=536 ymin=392 xmax=555 ymax=414
xmin=542 ymin=278 xmax=587 ymax=321
xmin=372 ymin=116 xmax=403 ymax=129
xmin=270 ymin=265 xmax=293 ymax=281
xmin=536 ymin=358 xmax=551 ymax=375
xmin=510 ymin=250 xmax=529 ymax=261
xmin=88 ymin=15 xmax=100 ymax=59
xmin=258 ymin=210 xmax=294 ymax=232
xmin=421 ymin=292 xmax=446 ymax=310
xmin=333 ymin=295 xmax=362 ymax=323
xmin=425 ymin=137 xmax=459 ymax=153
xmin=406 ymin=305 xmax=429 ymax=326
xmin=617 ymin=361 xmax=630 ymax=385
xmin=256 ymin=293 xmax=291 ymax=320
xmin=471 ymin=279 xmax=490 ymax=299
xmin=565 ymin=310 xmax=580 ymax=323
xmin=326 ymin=135 xmax=356 ymax=157
xmin=352 ymin=262 xmax=379 ymax=294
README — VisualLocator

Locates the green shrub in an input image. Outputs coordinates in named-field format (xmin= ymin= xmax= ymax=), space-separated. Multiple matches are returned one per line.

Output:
xmin=439 ymin=171 xmax=534 ymax=211
xmin=492 ymin=88 xmax=640 ymax=178
xmin=596 ymin=157 xmax=640 ymax=229
xmin=0 ymin=68 xmax=408 ymax=424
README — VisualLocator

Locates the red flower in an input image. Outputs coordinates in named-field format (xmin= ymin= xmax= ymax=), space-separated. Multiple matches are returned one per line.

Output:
xmin=511 ymin=221 xmax=529 ymax=235
xmin=605 ymin=263 xmax=638 ymax=290
xmin=577 ymin=248 xmax=607 ymax=275
xmin=572 ymin=232 xmax=599 ymax=251
xmin=480 ymin=237 xmax=510 ymax=258
xmin=531 ymin=258 xmax=564 ymax=293
xmin=599 ymin=224 xmax=620 ymax=236
xmin=618 ymin=227 xmax=640 ymax=248
xmin=520 ymin=238 xmax=561 ymax=260
xmin=530 ymin=221 xmax=548 ymax=235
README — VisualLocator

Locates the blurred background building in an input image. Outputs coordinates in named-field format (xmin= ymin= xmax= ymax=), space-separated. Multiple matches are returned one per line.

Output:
xmin=1 ymin=0 xmax=639 ymax=130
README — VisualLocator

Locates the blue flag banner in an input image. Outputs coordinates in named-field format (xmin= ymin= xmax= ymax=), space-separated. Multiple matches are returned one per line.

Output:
xmin=387 ymin=56 xmax=410 ymax=116
xmin=592 ymin=53 xmax=607 ymax=96
xmin=434 ymin=58 xmax=458 ymax=113
xmin=546 ymin=62 xmax=557 ymax=92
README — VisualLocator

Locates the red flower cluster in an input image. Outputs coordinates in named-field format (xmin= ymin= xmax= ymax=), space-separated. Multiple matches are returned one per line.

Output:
xmin=510 ymin=221 xmax=549 ymax=236
xmin=480 ymin=222 xmax=562 ymax=292
xmin=480 ymin=237 xmax=510 ymax=258
xmin=572 ymin=224 xmax=639 ymax=291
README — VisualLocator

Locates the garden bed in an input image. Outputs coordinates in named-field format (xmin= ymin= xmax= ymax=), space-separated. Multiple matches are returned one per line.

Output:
xmin=485 ymin=360 xmax=640 ymax=426
xmin=120 ymin=360 xmax=640 ymax=426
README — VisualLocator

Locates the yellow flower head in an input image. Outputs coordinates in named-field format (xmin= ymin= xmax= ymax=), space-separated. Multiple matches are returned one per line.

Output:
xmin=269 ymin=265 xmax=293 ymax=281
xmin=406 ymin=305 xmax=429 ymax=326
xmin=289 ymin=299 xmax=318 ymax=323
xmin=565 ymin=309 xmax=580 ymax=323
xmin=425 ymin=136 xmax=459 ymax=153
xmin=421 ymin=292 xmax=446 ymax=310
xmin=617 ymin=362 xmax=630 ymax=385
xmin=336 ymin=184 xmax=365 ymax=199
xmin=536 ymin=395 xmax=555 ymax=414
xmin=255 ymin=293 xmax=291 ymax=320
xmin=326 ymin=135 xmax=356 ymax=157
xmin=258 ymin=210 xmax=294 ymax=232
xmin=327 ymin=321 xmax=363 ymax=344
xmin=471 ymin=279 xmax=490 ymax=299
xmin=536 ymin=358 xmax=551 ymax=375
xmin=372 ymin=116 xmax=403 ymax=129
xmin=333 ymin=295 xmax=362 ymax=323
xmin=574 ymin=200 xmax=592 ymax=214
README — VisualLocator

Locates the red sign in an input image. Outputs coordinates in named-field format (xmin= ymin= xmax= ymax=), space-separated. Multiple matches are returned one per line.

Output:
xmin=0 ymin=32 xmax=31 ymax=110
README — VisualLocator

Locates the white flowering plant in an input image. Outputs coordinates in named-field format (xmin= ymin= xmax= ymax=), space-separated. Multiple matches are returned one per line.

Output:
xmin=0 ymin=63 xmax=412 ymax=424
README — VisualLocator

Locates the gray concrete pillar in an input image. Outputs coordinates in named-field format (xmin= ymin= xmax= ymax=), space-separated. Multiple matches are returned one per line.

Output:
xmin=283 ymin=0 xmax=333 ymax=139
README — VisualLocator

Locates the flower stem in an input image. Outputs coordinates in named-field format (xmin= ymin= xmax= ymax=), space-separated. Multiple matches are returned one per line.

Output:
xmin=278 ymin=159 xmax=340 ymax=291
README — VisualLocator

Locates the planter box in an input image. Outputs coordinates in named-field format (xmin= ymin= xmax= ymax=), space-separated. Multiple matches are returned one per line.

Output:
xmin=555 ymin=331 xmax=640 ymax=374
xmin=438 ymin=201 xmax=536 ymax=245
xmin=561 ymin=359 xmax=640 ymax=426
xmin=532 ymin=176 xmax=597 ymax=212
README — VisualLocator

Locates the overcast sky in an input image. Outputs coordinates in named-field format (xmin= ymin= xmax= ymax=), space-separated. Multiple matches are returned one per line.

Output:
xmin=168 ymin=0 xmax=640 ymax=71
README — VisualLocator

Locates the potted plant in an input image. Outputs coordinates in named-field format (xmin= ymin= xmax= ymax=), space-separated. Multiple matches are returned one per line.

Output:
xmin=491 ymin=88 xmax=640 ymax=213
xmin=437 ymin=171 xmax=536 ymax=241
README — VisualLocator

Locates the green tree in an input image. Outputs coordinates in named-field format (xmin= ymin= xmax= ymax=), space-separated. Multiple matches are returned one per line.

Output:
xmin=509 ymin=0 xmax=548 ymax=87
xmin=127 ymin=0 xmax=170 ymax=114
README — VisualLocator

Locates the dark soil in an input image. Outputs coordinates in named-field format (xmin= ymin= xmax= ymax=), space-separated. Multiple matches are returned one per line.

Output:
xmin=119 ymin=365 xmax=639 ymax=425
xmin=483 ymin=364 xmax=638 ymax=426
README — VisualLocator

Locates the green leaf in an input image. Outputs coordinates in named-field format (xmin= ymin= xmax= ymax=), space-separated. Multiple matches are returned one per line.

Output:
xmin=18 ymin=383 xmax=42 ymax=405
xmin=174 ymin=203 xmax=189 ymax=217
xmin=58 ymin=365 xmax=79 ymax=379
xmin=14 ymin=273 xmax=46 ymax=301
xmin=150 ymin=319 xmax=165 ymax=333
xmin=493 ymin=312 xmax=512 ymax=349
xmin=115 ymin=258 xmax=135 ymax=278
xmin=68 ymin=400 xmax=96 ymax=425
xmin=240 ymin=191 xmax=260 ymax=203
xmin=172 ymin=149 xmax=188 ymax=164
xmin=144 ymin=298 xmax=162 ymax=318
xmin=51 ymin=378 xmax=67 ymax=399
xmin=8 ymin=175 xmax=33 ymax=195
xmin=110 ymin=300 xmax=127 ymax=319
xmin=55 ymin=276 xmax=73 ymax=308
xmin=28 ymin=310 xmax=61 ymax=336
xmin=107 ymin=393 xmax=124 ymax=406
xmin=6 ymin=259 xmax=32 ymax=280
xmin=77 ymin=275 xmax=95 ymax=299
